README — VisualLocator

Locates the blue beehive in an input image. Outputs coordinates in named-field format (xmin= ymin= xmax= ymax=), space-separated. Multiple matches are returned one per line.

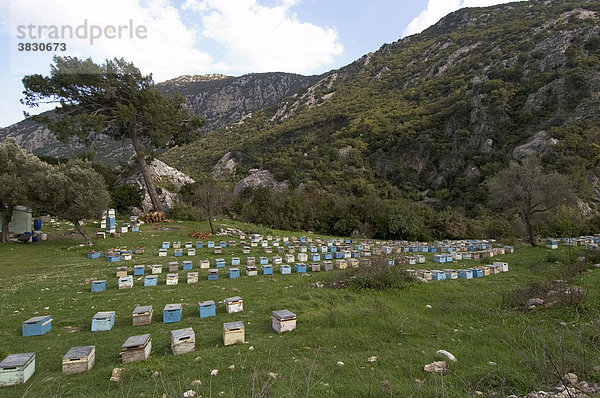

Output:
xmin=144 ymin=275 xmax=158 ymax=286
xmin=445 ymin=255 xmax=453 ymax=263
xmin=198 ymin=301 xmax=216 ymax=318
xmin=259 ymin=257 xmax=268 ymax=265
xmin=91 ymin=311 xmax=115 ymax=332
xmin=207 ymin=241 xmax=215 ymax=248
xmin=131 ymin=225 xmax=140 ymax=232
xmin=431 ymin=270 xmax=447 ymax=281
xmin=91 ymin=280 xmax=106 ymax=292
xmin=280 ymin=264 xmax=291 ymax=274
xmin=294 ymin=263 xmax=307 ymax=273
xmin=323 ymin=253 xmax=333 ymax=260
xmin=471 ymin=268 xmax=484 ymax=278
xmin=309 ymin=246 xmax=318 ymax=253
xmin=262 ymin=265 xmax=273 ymax=275
xmin=196 ymin=241 xmax=203 ymax=248
xmin=87 ymin=250 xmax=101 ymax=259
xmin=229 ymin=267 xmax=240 ymax=278
xmin=106 ymin=253 xmax=121 ymax=262
xmin=433 ymin=254 xmax=446 ymax=263
xmin=335 ymin=252 xmax=344 ymax=259
xmin=231 ymin=257 xmax=240 ymax=266
xmin=310 ymin=253 xmax=321 ymax=262
xmin=182 ymin=261 xmax=193 ymax=271
xmin=458 ymin=269 xmax=473 ymax=279
xmin=22 ymin=316 xmax=52 ymax=337
xmin=162 ymin=242 xmax=170 ymax=249
xmin=329 ymin=246 xmax=337 ymax=252
xmin=174 ymin=249 xmax=183 ymax=257
xmin=351 ymin=250 xmax=360 ymax=258
xmin=387 ymin=258 xmax=395 ymax=267
xmin=163 ymin=304 xmax=182 ymax=324
xmin=215 ymin=258 xmax=225 ymax=268
xmin=220 ymin=241 xmax=227 ymax=248
xmin=208 ymin=269 xmax=218 ymax=280
xmin=134 ymin=265 xmax=145 ymax=276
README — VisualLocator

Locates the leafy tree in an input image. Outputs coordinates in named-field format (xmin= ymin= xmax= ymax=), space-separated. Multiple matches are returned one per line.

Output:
xmin=0 ymin=138 xmax=50 ymax=242
xmin=32 ymin=160 xmax=110 ymax=245
xmin=488 ymin=156 xmax=576 ymax=247
xmin=181 ymin=179 xmax=231 ymax=234
xmin=21 ymin=56 xmax=204 ymax=213
xmin=111 ymin=184 xmax=143 ymax=214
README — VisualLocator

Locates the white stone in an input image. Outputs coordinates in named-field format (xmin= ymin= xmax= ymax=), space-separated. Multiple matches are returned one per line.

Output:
xmin=210 ymin=369 xmax=218 ymax=376
xmin=424 ymin=361 xmax=448 ymax=374
xmin=367 ymin=356 xmax=377 ymax=363
xmin=436 ymin=350 xmax=457 ymax=362
xmin=337 ymin=361 xmax=345 ymax=367
xmin=182 ymin=390 xmax=197 ymax=398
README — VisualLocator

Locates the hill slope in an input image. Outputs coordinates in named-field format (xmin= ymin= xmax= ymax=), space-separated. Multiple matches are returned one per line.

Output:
xmin=163 ymin=0 xmax=600 ymax=215
xmin=0 ymin=72 xmax=321 ymax=165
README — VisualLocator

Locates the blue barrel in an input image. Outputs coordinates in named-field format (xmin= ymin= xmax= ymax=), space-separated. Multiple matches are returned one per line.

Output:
xmin=33 ymin=219 xmax=42 ymax=231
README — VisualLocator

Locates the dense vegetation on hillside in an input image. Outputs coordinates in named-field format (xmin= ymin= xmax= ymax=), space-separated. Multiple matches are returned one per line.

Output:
xmin=163 ymin=0 xmax=600 ymax=239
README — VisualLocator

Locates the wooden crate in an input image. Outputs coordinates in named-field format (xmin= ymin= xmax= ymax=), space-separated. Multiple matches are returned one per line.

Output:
xmin=121 ymin=334 xmax=151 ymax=364
xmin=272 ymin=310 xmax=297 ymax=333
xmin=171 ymin=328 xmax=195 ymax=356
xmin=223 ymin=321 xmax=245 ymax=346
xmin=0 ymin=353 xmax=35 ymax=386
xmin=132 ymin=305 xmax=153 ymax=326
xmin=62 ymin=346 xmax=95 ymax=375
xmin=91 ymin=311 xmax=115 ymax=332
xmin=225 ymin=296 xmax=243 ymax=314
xmin=22 ymin=315 xmax=52 ymax=336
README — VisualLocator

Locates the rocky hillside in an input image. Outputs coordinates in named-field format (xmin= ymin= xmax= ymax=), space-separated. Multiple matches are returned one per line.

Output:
xmin=163 ymin=0 xmax=600 ymax=213
xmin=0 ymin=72 xmax=321 ymax=165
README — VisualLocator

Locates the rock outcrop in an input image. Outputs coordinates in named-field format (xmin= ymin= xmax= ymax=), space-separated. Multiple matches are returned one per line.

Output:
xmin=233 ymin=169 xmax=288 ymax=195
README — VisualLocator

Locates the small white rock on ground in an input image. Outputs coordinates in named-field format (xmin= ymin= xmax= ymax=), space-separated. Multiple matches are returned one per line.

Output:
xmin=436 ymin=349 xmax=457 ymax=362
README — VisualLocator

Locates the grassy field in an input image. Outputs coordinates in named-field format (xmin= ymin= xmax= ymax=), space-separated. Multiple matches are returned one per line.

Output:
xmin=0 ymin=219 xmax=599 ymax=397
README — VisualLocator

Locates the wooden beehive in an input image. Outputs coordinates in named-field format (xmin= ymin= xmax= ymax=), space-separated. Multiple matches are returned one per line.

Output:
xmin=91 ymin=280 xmax=106 ymax=292
xmin=171 ymin=328 xmax=195 ymax=356
xmin=134 ymin=246 xmax=145 ymax=255
xmin=0 ymin=353 xmax=35 ymax=386
xmin=443 ymin=269 xmax=458 ymax=279
xmin=223 ymin=321 xmax=245 ymax=346
xmin=163 ymin=303 xmax=182 ymax=323
xmin=246 ymin=257 xmax=256 ymax=266
xmin=493 ymin=262 xmax=509 ymax=272
xmin=262 ymin=265 xmax=273 ymax=275
xmin=271 ymin=310 xmax=297 ymax=333
xmin=322 ymin=261 xmax=333 ymax=271
xmin=132 ymin=305 xmax=153 ymax=326
xmin=62 ymin=346 xmax=95 ymax=375
xmin=133 ymin=265 xmax=145 ymax=276
xmin=173 ymin=241 xmax=181 ymax=249
xmin=280 ymin=264 xmax=291 ymax=274
xmin=121 ymin=334 xmax=152 ymax=364
xmin=225 ymin=296 xmax=243 ymax=314
xmin=187 ymin=272 xmax=199 ymax=284
xmin=208 ymin=268 xmax=219 ymax=280
xmin=168 ymin=262 xmax=179 ymax=272
xmin=335 ymin=259 xmax=347 ymax=269
xmin=166 ymin=273 xmax=178 ymax=285
xmin=199 ymin=260 xmax=210 ymax=269
xmin=151 ymin=264 xmax=162 ymax=274
xmin=198 ymin=300 xmax=216 ymax=318
xmin=144 ymin=275 xmax=158 ymax=286
xmin=21 ymin=315 xmax=52 ymax=337
xmin=116 ymin=266 xmax=128 ymax=277
xmin=246 ymin=265 xmax=258 ymax=276
xmin=188 ymin=248 xmax=196 ymax=256
xmin=118 ymin=275 xmax=133 ymax=289
xmin=91 ymin=311 xmax=115 ymax=332
xmin=158 ymin=248 xmax=168 ymax=257
xmin=213 ymin=247 xmax=222 ymax=254
xmin=309 ymin=263 xmax=320 ymax=272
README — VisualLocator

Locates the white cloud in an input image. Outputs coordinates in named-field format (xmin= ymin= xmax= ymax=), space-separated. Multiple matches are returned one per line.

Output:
xmin=3 ymin=0 xmax=218 ymax=82
xmin=403 ymin=0 xmax=523 ymax=37
xmin=183 ymin=0 xmax=343 ymax=74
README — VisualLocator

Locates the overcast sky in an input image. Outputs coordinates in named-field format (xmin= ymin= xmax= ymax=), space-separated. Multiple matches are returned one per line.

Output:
xmin=0 ymin=0 xmax=522 ymax=128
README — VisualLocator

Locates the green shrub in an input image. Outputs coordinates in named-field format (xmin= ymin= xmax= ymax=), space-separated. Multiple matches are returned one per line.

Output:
xmin=326 ymin=258 xmax=415 ymax=291
xmin=110 ymin=184 xmax=142 ymax=214
xmin=168 ymin=203 xmax=205 ymax=221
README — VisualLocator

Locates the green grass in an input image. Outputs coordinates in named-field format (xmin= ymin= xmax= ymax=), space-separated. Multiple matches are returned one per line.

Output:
xmin=0 ymin=220 xmax=599 ymax=397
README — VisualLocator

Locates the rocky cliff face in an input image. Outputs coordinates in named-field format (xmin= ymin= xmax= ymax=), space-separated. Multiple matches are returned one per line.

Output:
xmin=0 ymin=72 xmax=321 ymax=165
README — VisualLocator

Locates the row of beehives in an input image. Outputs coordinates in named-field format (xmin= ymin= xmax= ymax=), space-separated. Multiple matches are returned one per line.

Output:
xmin=407 ymin=262 xmax=509 ymax=281
xmin=4 ymin=308 xmax=296 ymax=386
xmin=545 ymin=235 xmax=600 ymax=249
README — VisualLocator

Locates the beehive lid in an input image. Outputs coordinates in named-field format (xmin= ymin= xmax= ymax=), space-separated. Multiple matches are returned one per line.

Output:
xmin=223 ymin=321 xmax=244 ymax=331
xmin=225 ymin=296 xmax=242 ymax=303
xmin=168 ymin=262 xmax=178 ymax=266
xmin=198 ymin=300 xmax=215 ymax=307
xmin=134 ymin=265 xmax=144 ymax=268
xmin=229 ymin=268 xmax=239 ymax=272
xmin=272 ymin=310 xmax=296 ymax=320
xmin=171 ymin=327 xmax=195 ymax=340
xmin=122 ymin=334 xmax=151 ymax=350
xmin=146 ymin=275 xmax=157 ymax=279
xmin=0 ymin=353 xmax=35 ymax=369
xmin=92 ymin=280 xmax=106 ymax=283
xmin=188 ymin=272 xmax=198 ymax=276
xmin=119 ymin=276 xmax=132 ymax=282
xmin=63 ymin=346 xmax=95 ymax=360
xmin=164 ymin=303 xmax=182 ymax=311
xmin=93 ymin=311 xmax=115 ymax=319
xmin=117 ymin=266 xmax=127 ymax=271
xmin=209 ymin=268 xmax=218 ymax=273
xmin=23 ymin=315 xmax=50 ymax=324
xmin=246 ymin=266 xmax=257 ymax=270
xmin=133 ymin=305 xmax=152 ymax=315
xmin=167 ymin=273 xmax=178 ymax=278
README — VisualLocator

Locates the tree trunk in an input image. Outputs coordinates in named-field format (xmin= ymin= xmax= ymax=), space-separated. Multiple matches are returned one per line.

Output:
xmin=524 ymin=214 xmax=536 ymax=247
xmin=73 ymin=219 xmax=92 ymax=246
xmin=207 ymin=210 xmax=215 ymax=234
xmin=129 ymin=125 xmax=163 ymax=213
xmin=1 ymin=212 xmax=12 ymax=243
